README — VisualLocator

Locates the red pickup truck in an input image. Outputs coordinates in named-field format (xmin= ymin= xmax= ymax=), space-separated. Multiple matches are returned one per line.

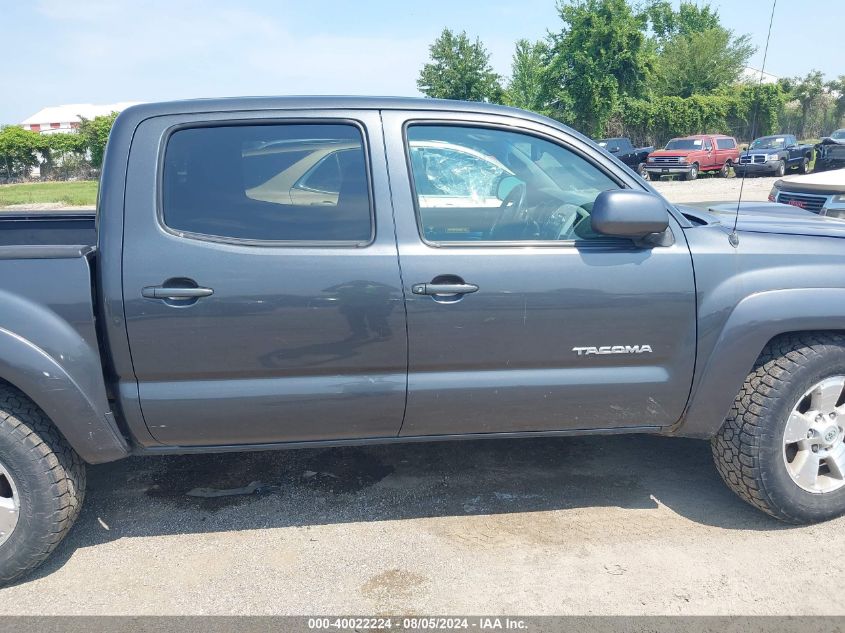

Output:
xmin=644 ymin=134 xmax=740 ymax=180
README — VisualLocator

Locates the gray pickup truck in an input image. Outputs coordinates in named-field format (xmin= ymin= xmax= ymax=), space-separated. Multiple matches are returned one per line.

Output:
xmin=3 ymin=97 xmax=845 ymax=584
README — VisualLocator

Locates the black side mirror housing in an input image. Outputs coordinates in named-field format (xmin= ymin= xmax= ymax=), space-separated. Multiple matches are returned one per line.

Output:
xmin=591 ymin=190 xmax=671 ymax=246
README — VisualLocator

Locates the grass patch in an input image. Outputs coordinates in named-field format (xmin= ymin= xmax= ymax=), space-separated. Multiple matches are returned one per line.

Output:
xmin=0 ymin=181 xmax=98 ymax=207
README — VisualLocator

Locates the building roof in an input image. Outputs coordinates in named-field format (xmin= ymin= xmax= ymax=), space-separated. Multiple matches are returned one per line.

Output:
xmin=21 ymin=102 xmax=139 ymax=126
xmin=740 ymin=67 xmax=779 ymax=85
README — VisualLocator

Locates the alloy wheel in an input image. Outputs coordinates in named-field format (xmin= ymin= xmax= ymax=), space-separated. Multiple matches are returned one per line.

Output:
xmin=0 ymin=460 xmax=19 ymax=547
xmin=782 ymin=376 xmax=845 ymax=494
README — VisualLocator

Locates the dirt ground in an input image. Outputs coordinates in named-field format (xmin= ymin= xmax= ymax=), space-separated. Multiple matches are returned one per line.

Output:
xmin=650 ymin=174 xmax=777 ymax=205
xmin=0 ymin=435 xmax=843 ymax=615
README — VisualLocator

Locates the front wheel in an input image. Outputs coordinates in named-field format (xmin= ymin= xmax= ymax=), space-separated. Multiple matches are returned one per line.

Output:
xmin=712 ymin=333 xmax=845 ymax=523
xmin=774 ymin=160 xmax=786 ymax=177
xmin=719 ymin=161 xmax=732 ymax=178
xmin=799 ymin=157 xmax=811 ymax=174
xmin=0 ymin=386 xmax=85 ymax=585
xmin=685 ymin=163 xmax=699 ymax=180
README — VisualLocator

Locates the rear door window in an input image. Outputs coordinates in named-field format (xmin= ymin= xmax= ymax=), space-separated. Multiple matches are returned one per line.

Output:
xmin=162 ymin=123 xmax=373 ymax=243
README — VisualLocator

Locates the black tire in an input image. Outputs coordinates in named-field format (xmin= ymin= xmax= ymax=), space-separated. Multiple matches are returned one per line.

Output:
xmin=774 ymin=160 xmax=786 ymax=177
xmin=719 ymin=161 xmax=731 ymax=178
xmin=799 ymin=157 xmax=810 ymax=174
xmin=712 ymin=333 xmax=845 ymax=524
xmin=636 ymin=163 xmax=649 ymax=180
xmin=0 ymin=386 xmax=85 ymax=585
xmin=685 ymin=163 xmax=699 ymax=180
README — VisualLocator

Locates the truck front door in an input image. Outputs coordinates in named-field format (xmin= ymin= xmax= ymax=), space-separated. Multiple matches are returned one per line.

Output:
xmin=122 ymin=111 xmax=407 ymax=446
xmin=382 ymin=111 xmax=697 ymax=437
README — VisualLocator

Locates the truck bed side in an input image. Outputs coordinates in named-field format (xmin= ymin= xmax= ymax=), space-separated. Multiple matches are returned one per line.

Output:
xmin=0 ymin=245 xmax=127 ymax=463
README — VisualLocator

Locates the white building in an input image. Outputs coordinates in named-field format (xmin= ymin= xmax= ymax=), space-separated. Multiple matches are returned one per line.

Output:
xmin=20 ymin=102 xmax=138 ymax=134
xmin=740 ymin=67 xmax=780 ymax=85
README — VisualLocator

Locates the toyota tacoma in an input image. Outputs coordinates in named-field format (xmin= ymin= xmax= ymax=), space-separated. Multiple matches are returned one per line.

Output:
xmin=2 ymin=97 xmax=845 ymax=584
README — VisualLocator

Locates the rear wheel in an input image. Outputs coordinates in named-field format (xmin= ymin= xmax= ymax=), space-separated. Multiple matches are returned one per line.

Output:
xmin=0 ymin=386 xmax=85 ymax=585
xmin=719 ymin=161 xmax=732 ymax=178
xmin=712 ymin=333 xmax=845 ymax=523
xmin=637 ymin=163 xmax=649 ymax=180
xmin=685 ymin=163 xmax=699 ymax=180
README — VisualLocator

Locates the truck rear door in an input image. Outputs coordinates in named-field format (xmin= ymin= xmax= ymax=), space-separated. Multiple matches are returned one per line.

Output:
xmin=121 ymin=110 xmax=407 ymax=446
xmin=381 ymin=110 xmax=697 ymax=437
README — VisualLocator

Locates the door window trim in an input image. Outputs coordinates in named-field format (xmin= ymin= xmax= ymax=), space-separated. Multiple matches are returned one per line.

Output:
xmin=401 ymin=119 xmax=638 ymax=249
xmin=156 ymin=118 xmax=377 ymax=248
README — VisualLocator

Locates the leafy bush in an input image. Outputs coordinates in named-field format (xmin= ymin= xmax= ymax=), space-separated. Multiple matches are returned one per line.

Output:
xmin=0 ymin=126 xmax=41 ymax=180
xmin=610 ymin=84 xmax=785 ymax=146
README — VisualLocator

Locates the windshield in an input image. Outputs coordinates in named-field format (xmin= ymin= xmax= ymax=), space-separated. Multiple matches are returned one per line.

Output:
xmin=832 ymin=129 xmax=845 ymax=140
xmin=665 ymin=138 xmax=702 ymax=150
xmin=749 ymin=136 xmax=786 ymax=150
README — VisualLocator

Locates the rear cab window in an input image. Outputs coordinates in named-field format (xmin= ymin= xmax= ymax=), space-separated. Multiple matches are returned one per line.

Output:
xmin=161 ymin=123 xmax=373 ymax=243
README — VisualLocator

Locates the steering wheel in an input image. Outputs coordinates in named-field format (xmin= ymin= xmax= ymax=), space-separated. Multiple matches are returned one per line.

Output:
xmin=489 ymin=183 xmax=527 ymax=238
xmin=554 ymin=203 xmax=590 ymax=240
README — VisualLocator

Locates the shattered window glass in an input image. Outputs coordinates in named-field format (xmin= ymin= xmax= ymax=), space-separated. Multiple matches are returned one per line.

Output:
xmin=406 ymin=125 xmax=618 ymax=243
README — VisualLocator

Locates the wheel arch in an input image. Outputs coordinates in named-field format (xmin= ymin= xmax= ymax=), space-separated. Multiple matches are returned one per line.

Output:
xmin=0 ymin=327 xmax=128 ymax=465
xmin=672 ymin=288 xmax=845 ymax=439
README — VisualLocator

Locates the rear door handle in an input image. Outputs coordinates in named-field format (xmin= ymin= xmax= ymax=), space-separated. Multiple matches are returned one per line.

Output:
xmin=142 ymin=286 xmax=214 ymax=300
xmin=411 ymin=283 xmax=478 ymax=296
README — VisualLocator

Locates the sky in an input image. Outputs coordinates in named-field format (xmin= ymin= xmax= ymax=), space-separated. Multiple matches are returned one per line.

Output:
xmin=3 ymin=0 xmax=843 ymax=124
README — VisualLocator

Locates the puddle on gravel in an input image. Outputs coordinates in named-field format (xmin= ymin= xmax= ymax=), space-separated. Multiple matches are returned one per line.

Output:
xmin=144 ymin=447 xmax=395 ymax=509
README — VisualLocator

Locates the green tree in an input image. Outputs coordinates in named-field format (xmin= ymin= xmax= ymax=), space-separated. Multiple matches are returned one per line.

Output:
xmin=78 ymin=112 xmax=119 ymax=168
xmin=0 ymin=126 xmax=41 ymax=180
xmin=545 ymin=0 xmax=653 ymax=136
xmin=417 ymin=28 xmax=503 ymax=102
xmin=789 ymin=71 xmax=826 ymax=137
xmin=646 ymin=1 xmax=754 ymax=98
xmin=504 ymin=39 xmax=548 ymax=112
xmin=646 ymin=0 xmax=721 ymax=43
xmin=654 ymin=28 xmax=755 ymax=98
xmin=826 ymin=75 xmax=845 ymax=129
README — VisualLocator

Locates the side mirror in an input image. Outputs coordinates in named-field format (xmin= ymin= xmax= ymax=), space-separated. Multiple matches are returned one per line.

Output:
xmin=609 ymin=147 xmax=620 ymax=154
xmin=591 ymin=190 xmax=671 ymax=245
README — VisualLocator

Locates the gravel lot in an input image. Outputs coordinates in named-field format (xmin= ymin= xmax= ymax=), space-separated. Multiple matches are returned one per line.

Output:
xmin=650 ymin=174 xmax=777 ymax=205
xmin=1 ymin=435 xmax=844 ymax=615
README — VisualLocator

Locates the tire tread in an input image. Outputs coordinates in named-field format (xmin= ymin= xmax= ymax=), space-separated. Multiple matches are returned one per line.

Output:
xmin=0 ymin=385 xmax=85 ymax=584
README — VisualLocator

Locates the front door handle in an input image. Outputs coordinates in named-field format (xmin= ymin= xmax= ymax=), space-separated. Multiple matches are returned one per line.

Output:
xmin=412 ymin=282 xmax=478 ymax=296
xmin=142 ymin=286 xmax=214 ymax=300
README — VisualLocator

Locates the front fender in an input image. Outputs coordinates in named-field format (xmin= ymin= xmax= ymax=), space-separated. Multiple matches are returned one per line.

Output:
xmin=674 ymin=288 xmax=845 ymax=438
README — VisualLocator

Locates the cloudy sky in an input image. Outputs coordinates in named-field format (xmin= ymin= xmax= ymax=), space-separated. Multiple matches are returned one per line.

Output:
xmin=3 ymin=0 xmax=843 ymax=123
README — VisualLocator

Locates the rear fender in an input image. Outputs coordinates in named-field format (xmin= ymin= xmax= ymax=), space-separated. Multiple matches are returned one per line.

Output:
xmin=0 ymin=280 xmax=128 ymax=464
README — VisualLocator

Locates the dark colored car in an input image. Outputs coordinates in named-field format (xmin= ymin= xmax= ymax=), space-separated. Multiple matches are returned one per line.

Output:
xmin=735 ymin=134 xmax=814 ymax=177
xmin=816 ymin=129 xmax=845 ymax=171
xmin=597 ymin=137 xmax=654 ymax=178
xmin=645 ymin=134 xmax=740 ymax=180
xmin=2 ymin=97 xmax=845 ymax=584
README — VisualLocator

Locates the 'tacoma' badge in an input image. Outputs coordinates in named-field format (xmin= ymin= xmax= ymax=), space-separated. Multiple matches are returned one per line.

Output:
xmin=572 ymin=345 xmax=653 ymax=356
